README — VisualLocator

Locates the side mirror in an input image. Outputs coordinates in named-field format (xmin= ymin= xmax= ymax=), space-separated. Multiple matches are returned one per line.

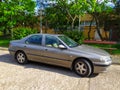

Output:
xmin=58 ymin=45 xmax=67 ymax=49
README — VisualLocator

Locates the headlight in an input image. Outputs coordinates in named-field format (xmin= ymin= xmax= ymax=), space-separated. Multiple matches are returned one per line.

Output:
xmin=100 ymin=56 xmax=111 ymax=62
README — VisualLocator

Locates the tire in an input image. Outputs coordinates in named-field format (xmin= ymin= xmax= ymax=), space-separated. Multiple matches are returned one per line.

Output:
xmin=15 ymin=51 xmax=28 ymax=64
xmin=73 ymin=59 xmax=92 ymax=77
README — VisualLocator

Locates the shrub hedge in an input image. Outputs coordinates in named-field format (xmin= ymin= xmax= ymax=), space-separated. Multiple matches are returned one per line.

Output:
xmin=63 ymin=30 xmax=84 ymax=44
xmin=13 ymin=27 xmax=37 ymax=40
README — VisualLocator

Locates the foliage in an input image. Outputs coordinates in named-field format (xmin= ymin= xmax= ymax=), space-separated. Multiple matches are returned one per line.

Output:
xmin=115 ymin=0 xmax=120 ymax=14
xmin=63 ymin=30 xmax=84 ymax=44
xmin=44 ymin=0 xmax=88 ymax=31
xmin=13 ymin=27 xmax=37 ymax=40
xmin=44 ymin=5 xmax=68 ymax=31
xmin=86 ymin=0 xmax=113 ymax=40
xmin=0 ymin=0 xmax=36 ymax=36
xmin=0 ymin=36 xmax=11 ymax=47
xmin=101 ymin=0 xmax=120 ymax=41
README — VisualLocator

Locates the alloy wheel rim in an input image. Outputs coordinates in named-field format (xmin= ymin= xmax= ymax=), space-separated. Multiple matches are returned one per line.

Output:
xmin=17 ymin=53 xmax=25 ymax=63
xmin=75 ymin=61 xmax=87 ymax=75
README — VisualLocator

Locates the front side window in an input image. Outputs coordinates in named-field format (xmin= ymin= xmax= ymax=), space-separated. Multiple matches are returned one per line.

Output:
xmin=58 ymin=35 xmax=79 ymax=48
xmin=45 ymin=35 xmax=62 ymax=48
xmin=26 ymin=35 xmax=42 ymax=45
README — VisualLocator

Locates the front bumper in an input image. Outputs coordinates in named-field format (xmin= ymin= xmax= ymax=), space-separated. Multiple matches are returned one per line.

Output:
xmin=9 ymin=49 xmax=15 ymax=56
xmin=93 ymin=61 xmax=112 ymax=73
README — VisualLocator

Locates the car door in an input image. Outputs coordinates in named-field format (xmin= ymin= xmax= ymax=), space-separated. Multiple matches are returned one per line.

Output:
xmin=23 ymin=35 xmax=45 ymax=62
xmin=42 ymin=35 xmax=72 ymax=68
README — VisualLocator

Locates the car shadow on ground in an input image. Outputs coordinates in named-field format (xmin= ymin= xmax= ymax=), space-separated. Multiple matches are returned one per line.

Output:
xmin=0 ymin=54 xmax=99 ymax=78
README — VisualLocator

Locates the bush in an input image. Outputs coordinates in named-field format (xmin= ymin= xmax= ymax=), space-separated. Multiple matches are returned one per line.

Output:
xmin=13 ymin=27 xmax=37 ymax=40
xmin=114 ymin=44 xmax=120 ymax=49
xmin=63 ymin=30 xmax=84 ymax=44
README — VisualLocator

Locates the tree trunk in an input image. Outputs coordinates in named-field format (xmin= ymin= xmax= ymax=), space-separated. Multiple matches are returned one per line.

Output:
xmin=3 ymin=29 xmax=7 ymax=36
xmin=71 ymin=16 xmax=77 ymax=30
xmin=88 ymin=17 xmax=94 ymax=40
xmin=78 ymin=15 xmax=81 ymax=31
xmin=94 ymin=15 xmax=103 ymax=41
xmin=105 ymin=31 xmax=108 ymax=40
xmin=45 ymin=21 xmax=48 ymax=33
xmin=71 ymin=21 xmax=74 ymax=30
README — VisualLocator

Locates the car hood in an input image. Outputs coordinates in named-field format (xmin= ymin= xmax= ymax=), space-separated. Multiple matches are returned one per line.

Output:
xmin=71 ymin=44 xmax=110 ymax=56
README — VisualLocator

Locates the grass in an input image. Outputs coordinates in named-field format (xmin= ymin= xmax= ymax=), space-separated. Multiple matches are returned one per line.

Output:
xmin=86 ymin=43 xmax=120 ymax=55
xmin=0 ymin=36 xmax=11 ymax=47
xmin=112 ymin=50 xmax=120 ymax=55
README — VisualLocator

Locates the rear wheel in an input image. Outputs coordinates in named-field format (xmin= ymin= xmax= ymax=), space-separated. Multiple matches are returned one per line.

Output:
xmin=15 ymin=51 xmax=28 ymax=64
xmin=73 ymin=59 xmax=92 ymax=77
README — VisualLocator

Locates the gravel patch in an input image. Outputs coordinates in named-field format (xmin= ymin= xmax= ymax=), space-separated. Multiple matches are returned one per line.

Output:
xmin=0 ymin=47 xmax=8 ymax=51
xmin=0 ymin=50 xmax=120 ymax=90
xmin=111 ymin=55 xmax=120 ymax=64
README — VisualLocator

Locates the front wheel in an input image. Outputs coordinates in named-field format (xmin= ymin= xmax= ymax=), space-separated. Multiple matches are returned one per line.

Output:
xmin=15 ymin=51 xmax=28 ymax=64
xmin=73 ymin=59 xmax=92 ymax=77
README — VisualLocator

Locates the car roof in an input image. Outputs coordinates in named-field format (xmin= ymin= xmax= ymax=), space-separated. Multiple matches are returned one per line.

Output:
xmin=21 ymin=33 xmax=64 ymax=42
xmin=29 ymin=33 xmax=64 ymax=37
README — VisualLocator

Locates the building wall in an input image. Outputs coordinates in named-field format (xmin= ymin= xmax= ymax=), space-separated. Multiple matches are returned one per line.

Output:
xmin=81 ymin=14 xmax=109 ymax=40
xmin=81 ymin=14 xmax=93 ymax=21
xmin=83 ymin=26 xmax=96 ymax=40
xmin=83 ymin=26 xmax=109 ymax=40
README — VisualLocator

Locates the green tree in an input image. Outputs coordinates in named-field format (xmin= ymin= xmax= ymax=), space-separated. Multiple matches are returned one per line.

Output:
xmin=0 ymin=0 xmax=36 ymax=36
xmin=44 ymin=5 xmax=68 ymax=32
xmin=115 ymin=0 xmax=120 ymax=15
xmin=55 ymin=0 xmax=88 ymax=30
xmin=45 ymin=0 xmax=88 ymax=31
xmin=87 ymin=0 xmax=113 ymax=40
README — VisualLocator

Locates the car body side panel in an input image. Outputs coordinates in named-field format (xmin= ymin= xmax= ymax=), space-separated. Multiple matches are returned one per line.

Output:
xmin=10 ymin=44 xmax=74 ymax=68
xmin=23 ymin=44 xmax=45 ymax=62
xmin=41 ymin=47 xmax=73 ymax=68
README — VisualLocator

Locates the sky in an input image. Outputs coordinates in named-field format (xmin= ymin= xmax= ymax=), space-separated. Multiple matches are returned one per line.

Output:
xmin=106 ymin=2 xmax=115 ymax=7
xmin=35 ymin=0 xmax=116 ymax=14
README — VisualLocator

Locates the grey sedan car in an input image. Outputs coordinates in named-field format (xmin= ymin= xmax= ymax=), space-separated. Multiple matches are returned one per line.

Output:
xmin=9 ymin=34 xmax=112 ymax=77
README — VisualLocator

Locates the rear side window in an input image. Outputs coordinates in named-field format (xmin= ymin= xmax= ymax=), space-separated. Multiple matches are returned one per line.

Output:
xmin=26 ymin=35 xmax=42 ymax=45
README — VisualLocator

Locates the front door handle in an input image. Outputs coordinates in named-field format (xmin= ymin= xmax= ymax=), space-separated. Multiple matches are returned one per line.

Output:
xmin=24 ymin=46 xmax=27 ymax=48
xmin=45 ymin=49 xmax=48 ymax=51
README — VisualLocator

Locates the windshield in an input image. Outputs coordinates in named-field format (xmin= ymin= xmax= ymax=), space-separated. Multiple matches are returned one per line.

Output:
xmin=58 ymin=35 xmax=79 ymax=48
